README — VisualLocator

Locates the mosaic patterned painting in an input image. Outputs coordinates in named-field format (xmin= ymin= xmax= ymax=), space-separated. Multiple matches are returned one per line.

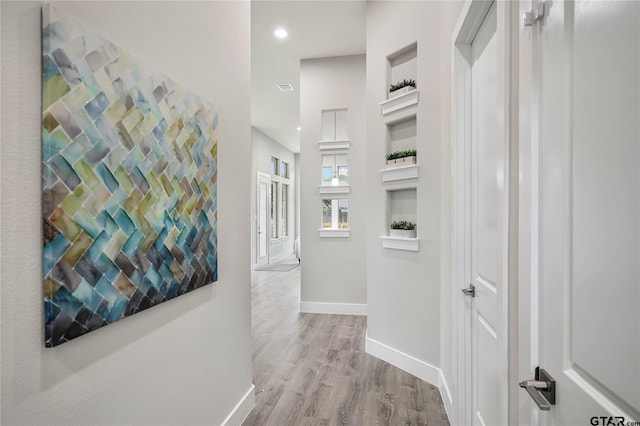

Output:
xmin=42 ymin=5 xmax=218 ymax=347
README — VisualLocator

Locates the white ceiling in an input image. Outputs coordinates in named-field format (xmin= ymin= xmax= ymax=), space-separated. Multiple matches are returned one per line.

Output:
xmin=251 ymin=1 xmax=367 ymax=153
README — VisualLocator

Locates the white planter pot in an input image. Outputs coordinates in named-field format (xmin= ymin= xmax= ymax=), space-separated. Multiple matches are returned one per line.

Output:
xmin=389 ymin=228 xmax=417 ymax=238
xmin=388 ymin=86 xmax=415 ymax=99
xmin=386 ymin=156 xmax=417 ymax=168
xmin=401 ymin=156 xmax=416 ymax=165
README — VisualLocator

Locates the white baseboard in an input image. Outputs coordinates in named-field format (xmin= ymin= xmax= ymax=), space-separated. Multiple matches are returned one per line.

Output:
xmin=366 ymin=332 xmax=453 ymax=423
xmin=299 ymin=301 xmax=367 ymax=316
xmin=221 ymin=384 xmax=255 ymax=426
xmin=365 ymin=333 xmax=441 ymax=384
xmin=439 ymin=370 xmax=453 ymax=422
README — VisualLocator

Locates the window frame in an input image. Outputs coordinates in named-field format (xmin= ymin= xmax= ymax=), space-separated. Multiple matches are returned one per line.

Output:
xmin=321 ymin=198 xmax=349 ymax=230
xmin=269 ymin=155 xmax=292 ymax=240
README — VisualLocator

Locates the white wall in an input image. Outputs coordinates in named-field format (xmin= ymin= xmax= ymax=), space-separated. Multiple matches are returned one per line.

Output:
xmin=250 ymin=127 xmax=296 ymax=264
xmin=1 ymin=2 xmax=253 ymax=425
xmin=365 ymin=0 xmax=463 ymax=403
xmin=299 ymin=54 xmax=367 ymax=310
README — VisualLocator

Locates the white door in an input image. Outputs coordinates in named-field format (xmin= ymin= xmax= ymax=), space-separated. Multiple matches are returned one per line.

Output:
xmin=520 ymin=0 xmax=640 ymax=424
xmin=468 ymin=3 xmax=507 ymax=426
xmin=256 ymin=172 xmax=270 ymax=266
xmin=453 ymin=1 xmax=513 ymax=424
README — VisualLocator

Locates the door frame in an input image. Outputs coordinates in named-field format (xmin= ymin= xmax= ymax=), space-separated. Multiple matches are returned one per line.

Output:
xmin=451 ymin=1 xmax=518 ymax=424
xmin=256 ymin=171 xmax=271 ymax=266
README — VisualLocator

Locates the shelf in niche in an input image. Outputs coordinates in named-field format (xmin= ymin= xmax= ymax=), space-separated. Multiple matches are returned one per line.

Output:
xmin=318 ymin=185 xmax=350 ymax=194
xmin=380 ymin=164 xmax=419 ymax=182
xmin=379 ymin=89 xmax=419 ymax=116
xmin=380 ymin=236 xmax=419 ymax=251
xmin=319 ymin=229 xmax=351 ymax=238
xmin=318 ymin=140 xmax=351 ymax=150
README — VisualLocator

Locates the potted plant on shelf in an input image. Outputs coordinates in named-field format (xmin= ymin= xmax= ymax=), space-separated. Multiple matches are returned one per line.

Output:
xmin=389 ymin=79 xmax=417 ymax=99
xmin=389 ymin=220 xmax=417 ymax=238
xmin=386 ymin=149 xmax=417 ymax=167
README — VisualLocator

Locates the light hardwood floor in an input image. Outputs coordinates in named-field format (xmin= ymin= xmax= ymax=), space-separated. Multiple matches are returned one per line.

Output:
xmin=242 ymin=265 xmax=450 ymax=426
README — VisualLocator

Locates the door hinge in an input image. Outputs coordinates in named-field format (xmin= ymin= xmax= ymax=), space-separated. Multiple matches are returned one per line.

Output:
xmin=523 ymin=2 xmax=545 ymax=26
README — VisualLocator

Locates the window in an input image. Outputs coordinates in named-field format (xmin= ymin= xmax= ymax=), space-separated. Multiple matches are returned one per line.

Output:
xmin=281 ymin=184 xmax=288 ymax=237
xmin=268 ymin=155 xmax=291 ymax=239
xmin=338 ymin=166 xmax=348 ymax=183
xmin=322 ymin=166 xmax=332 ymax=184
xmin=321 ymin=154 xmax=348 ymax=186
xmin=321 ymin=108 xmax=348 ymax=141
xmin=338 ymin=199 xmax=349 ymax=229
xmin=322 ymin=199 xmax=348 ymax=229
xmin=270 ymin=181 xmax=277 ymax=239
xmin=280 ymin=161 xmax=289 ymax=179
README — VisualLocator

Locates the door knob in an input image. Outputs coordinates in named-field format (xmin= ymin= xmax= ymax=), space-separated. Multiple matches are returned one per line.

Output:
xmin=461 ymin=284 xmax=475 ymax=297
xmin=519 ymin=367 xmax=556 ymax=411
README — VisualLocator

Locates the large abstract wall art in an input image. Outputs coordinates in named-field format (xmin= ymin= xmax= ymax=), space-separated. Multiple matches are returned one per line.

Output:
xmin=42 ymin=5 xmax=218 ymax=347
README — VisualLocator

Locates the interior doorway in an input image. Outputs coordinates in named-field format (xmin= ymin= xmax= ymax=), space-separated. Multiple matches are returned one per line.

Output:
xmin=256 ymin=172 xmax=270 ymax=266
xmin=452 ymin=1 xmax=514 ymax=424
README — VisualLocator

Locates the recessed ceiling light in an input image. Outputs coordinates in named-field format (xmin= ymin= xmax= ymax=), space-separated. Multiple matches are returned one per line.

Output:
xmin=274 ymin=27 xmax=288 ymax=39
xmin=277 ymin=83 xmax=294 ymax=92
xmin=296 ymin=127 xmax=301 ymax=131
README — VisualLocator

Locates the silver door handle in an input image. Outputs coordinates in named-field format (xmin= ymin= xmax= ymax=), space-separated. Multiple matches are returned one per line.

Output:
xmin=519 ymin=381 xmax=551 ymax=410
xmin=461 ymin=284 xmax=475 ymax=297
xmin=519 ymin=367 xmax=556 ymax=411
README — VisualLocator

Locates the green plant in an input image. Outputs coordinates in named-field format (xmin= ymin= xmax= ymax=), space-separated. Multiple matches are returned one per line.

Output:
xmin=389 ymin=79 xmax=417 ymax=93
xmin=386 ymin=149 xmax=417 ymax=161
xmin=390 ymin=220 xmax=416 ymax=230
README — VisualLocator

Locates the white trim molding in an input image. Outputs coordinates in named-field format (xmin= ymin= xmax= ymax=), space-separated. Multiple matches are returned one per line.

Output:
xmin=365 ymin=333 xmax=441 ymax=389
xmin=318 ymin=228 xmax=351 ymax=238
xmin=318 ymin=184 xmax=350 ymax=194
xmin=380 ymin=236 xmax=419 ymax=251
xmin=221 ymin=384 xmax=255 ymax=426
xmin=318 ymin=140 xmax=351 ymax=150
xmin=451 ymin=1 xmax=514 ymax=425
xmin=380 ymin=165 xmax=419 ymax=182
xmin=564 ymin=368 xmax=637 ymax=420
xmin=379 ymin=89 xmax=419 ymax=116
xmin=300 ymin=301 xmax=367 ymax=316
xmin=366 ymin=333 xmax=454 ymax=423
xmin=439 ymin=370 xmax=454 ymax=422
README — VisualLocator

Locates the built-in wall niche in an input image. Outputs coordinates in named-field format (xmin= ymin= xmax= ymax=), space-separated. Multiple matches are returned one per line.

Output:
xmin=388 ymin=116 xmax=416 ymax=153
xmin=388 ymin=42 xmax=417 ymax=91
xmin=380 ymin=42 xmax=419 ymax=116
xmin=381 ymin=116 xmax=419 ymax=182
xmin=319 ymin=154 xmax=349 ymax=194
xmin=319 ymin=108 xmax=351 ymax=150
xmin=319 ymin=198 xmax=350 ymax=238
xmin=380 ymin=188 xmax=419 ymax=251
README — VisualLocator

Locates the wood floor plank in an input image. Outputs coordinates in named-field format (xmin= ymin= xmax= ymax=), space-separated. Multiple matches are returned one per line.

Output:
xmin=243 ymin=265 xmax=449 ymax=426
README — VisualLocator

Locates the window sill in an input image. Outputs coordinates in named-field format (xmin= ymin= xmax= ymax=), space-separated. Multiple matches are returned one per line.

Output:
xmin=318 ymin=140 xmax=351 ymax=150
xmin=318 ymin=184 xmax=350 ymax=194
xmin=318 ymin=228 xmax=351 ymax=238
